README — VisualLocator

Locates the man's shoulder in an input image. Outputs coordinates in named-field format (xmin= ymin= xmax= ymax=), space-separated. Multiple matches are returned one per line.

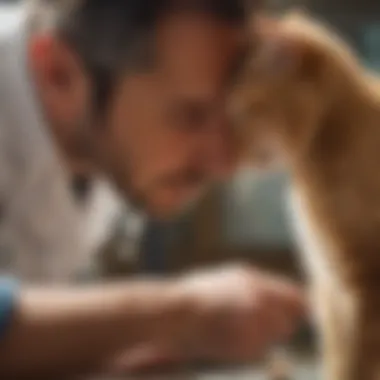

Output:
xmin=0 ymin=4 xmax=21 ymax=38
xmin=0 ymin=116 xmax=19 ymax=199
xmin=0 ymin=5 xmax=25 ymax=133
xmin=0 ymin=7 xmax=52 ymax=192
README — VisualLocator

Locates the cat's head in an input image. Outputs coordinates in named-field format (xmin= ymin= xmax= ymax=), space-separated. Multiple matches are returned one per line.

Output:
xmin=230 ymin=11 xmax=357 ymax=170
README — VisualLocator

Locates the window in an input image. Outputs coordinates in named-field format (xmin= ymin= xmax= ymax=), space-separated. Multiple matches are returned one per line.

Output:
xmin=361 ymin=23 xmax=380 ymax=71
xmin=222 ymin=171 xmax=293 ymax=250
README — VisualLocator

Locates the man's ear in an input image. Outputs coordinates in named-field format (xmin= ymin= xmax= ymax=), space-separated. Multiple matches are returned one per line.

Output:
xmin=29 ymin=34 xmax=91 ymax=125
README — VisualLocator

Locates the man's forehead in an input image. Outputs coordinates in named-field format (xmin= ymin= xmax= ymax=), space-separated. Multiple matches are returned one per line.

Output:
xmin=156 ymin=12 xmax=245 ymax=100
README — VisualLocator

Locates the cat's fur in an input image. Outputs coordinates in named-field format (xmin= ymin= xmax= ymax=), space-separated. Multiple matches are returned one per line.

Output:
xmin=230 ymin=11 xmax=380 ymax=380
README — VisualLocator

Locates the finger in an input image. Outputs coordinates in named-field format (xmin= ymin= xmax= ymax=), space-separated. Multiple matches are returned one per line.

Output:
xmin=260 ymin=276 xmax=308 ymax=320
xmin=253 ymin=284 xmax=303 ymax=344
xmin=250 ymin=298 xmax=295 ymax=350
xmin=241 ymin=312 xmax=274 ymax=360
xmin=208 ymin=305 xmax=274 ymax=362
xmin=206 ymin=286 xmax=297 ymax=361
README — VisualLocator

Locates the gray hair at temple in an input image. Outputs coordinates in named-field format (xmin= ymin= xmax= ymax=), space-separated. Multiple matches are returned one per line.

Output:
xmin=25 ymin=0 xmax=255 ymax=110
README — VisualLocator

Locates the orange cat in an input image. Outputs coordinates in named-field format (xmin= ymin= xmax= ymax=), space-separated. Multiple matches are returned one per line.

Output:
xmin=230 ymin=11 xmax=380 ymax=380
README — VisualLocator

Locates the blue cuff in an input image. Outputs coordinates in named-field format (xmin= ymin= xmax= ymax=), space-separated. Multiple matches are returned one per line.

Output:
xmin=0 ymin=277 xmax=17 ymax=340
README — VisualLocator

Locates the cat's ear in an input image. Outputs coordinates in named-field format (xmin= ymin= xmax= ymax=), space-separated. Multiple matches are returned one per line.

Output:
xmin=285 ymin=7 xmax=310 ymax=22
xmin=254 ymin=31 xmax=304 ymax=77
xmin=254 ymin=29 xmax=319 ymax=80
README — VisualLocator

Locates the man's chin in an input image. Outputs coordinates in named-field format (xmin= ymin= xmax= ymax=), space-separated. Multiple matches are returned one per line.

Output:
xmin=118 ymin=192 xmax=184 ymax=220
xmin=145 ymin=203 xmax=188 ymax=221
xmin=126 ymin=184 xmax=206 ymax=220
xmin=145 ymin=196 xmax=201 ymax=220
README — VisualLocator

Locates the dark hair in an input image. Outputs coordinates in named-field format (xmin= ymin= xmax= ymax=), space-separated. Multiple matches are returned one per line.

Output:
xmin=30 ymin=0 xmax=253 ymax=110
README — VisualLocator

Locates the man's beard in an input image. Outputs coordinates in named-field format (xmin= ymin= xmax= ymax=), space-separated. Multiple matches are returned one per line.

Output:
xmin=88 ymin=137 xmax=147 ymax=213
xmin=68 ymin=113 xmax=209 ymax=218
xmin=99 ymin=157 xmax=208 ymax=219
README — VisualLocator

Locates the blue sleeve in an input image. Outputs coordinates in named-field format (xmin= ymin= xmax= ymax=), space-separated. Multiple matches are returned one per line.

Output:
xmin=0 ymin=277 xmax=17 ymax=340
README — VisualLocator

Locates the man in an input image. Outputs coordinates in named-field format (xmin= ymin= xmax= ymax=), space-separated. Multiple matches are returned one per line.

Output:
xmin=0 ymin=0 xmax=306 ymax=378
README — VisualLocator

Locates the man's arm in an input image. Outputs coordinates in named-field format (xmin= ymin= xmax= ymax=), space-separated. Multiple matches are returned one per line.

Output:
xmin=0 ymin=279 xmax=193 ymax=378
xmin=0 ymin=266 xmax=306 ymax=378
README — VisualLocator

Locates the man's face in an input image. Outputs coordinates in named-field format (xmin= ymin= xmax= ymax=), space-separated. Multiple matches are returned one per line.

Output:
xmin=30 ymin=12 xmax=245 ymax=218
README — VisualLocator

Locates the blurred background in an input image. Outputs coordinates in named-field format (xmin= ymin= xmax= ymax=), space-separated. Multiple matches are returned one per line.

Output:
xmin=2 ymin=0 xmax=380 ymax=378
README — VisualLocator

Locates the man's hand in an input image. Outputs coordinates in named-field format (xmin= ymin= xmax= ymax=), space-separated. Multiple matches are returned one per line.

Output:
xmin=113 ymin=264 xmax=306 ymax=373
xmin=180 ymin=264 xmax=305 ymax=362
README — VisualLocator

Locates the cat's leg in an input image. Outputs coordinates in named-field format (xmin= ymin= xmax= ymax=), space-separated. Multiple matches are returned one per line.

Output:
xmin=313 ymin=281 xmax=379 ymax=380
xmin=351 ymin=290 xmax=380 ymax=380
xmin=312 ymin=281 xmax=360 ymax=380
